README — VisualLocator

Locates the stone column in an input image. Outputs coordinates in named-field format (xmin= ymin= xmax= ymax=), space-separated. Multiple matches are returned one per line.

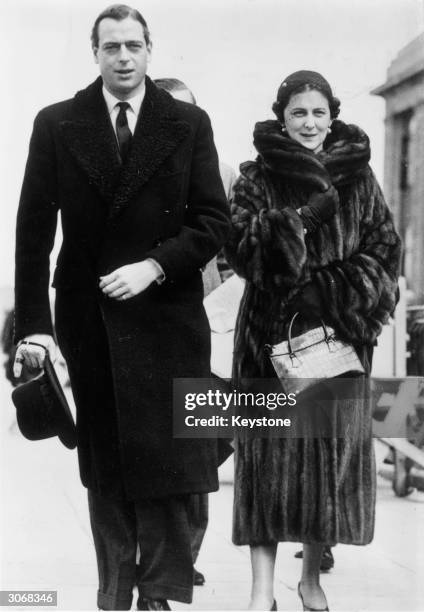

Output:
xmin=408 ymin=103 xmax=424 ymax=301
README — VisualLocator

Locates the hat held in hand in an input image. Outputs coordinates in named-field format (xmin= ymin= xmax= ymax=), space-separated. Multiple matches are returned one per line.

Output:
xmin=12 ymin=354 xmax=76 ymax=450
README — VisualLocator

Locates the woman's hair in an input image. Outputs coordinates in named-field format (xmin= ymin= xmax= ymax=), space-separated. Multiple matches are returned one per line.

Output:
xmin=272 ymin=70 xmax=341 ymax=121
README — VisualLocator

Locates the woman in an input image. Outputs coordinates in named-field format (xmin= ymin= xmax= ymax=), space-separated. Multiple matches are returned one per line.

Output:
xmin=226 ymin=71 xmax=401 ymax=611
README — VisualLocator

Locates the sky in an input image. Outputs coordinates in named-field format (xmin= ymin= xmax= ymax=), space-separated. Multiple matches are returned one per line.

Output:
xmin=1 ymin=0 xmax=423 ymax=288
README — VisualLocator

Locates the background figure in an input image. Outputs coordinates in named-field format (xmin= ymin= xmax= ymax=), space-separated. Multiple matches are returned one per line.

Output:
xmin=408 ymin=315 xmax=424 ymax=375
xmin=154 ymin=77 xmax=235 ymax=587
xmin=13 ymin=5 xmax=230 ymax=611
xmin=154 ymin=78 xmax=235 ymax=295
xmin=226 ymin=71 xmax=401 ymax=611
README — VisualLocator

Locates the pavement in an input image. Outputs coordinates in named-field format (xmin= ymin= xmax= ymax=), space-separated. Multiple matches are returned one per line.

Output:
xmin=1 ymin=371 xmax=424 ymax=612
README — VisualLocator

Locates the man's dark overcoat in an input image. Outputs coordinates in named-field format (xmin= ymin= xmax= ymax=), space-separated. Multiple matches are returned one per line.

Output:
xmin=15 ymin=76 xmax=230 ymax=500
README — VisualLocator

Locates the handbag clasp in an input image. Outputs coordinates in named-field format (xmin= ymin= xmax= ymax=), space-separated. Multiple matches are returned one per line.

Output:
xmin=326 ymin=334 xmax=338 ymax=352
xmin=289 ymin=351 xmax=301 ymax=369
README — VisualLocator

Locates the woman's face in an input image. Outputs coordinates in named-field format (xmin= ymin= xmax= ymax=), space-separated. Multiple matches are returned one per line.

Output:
xmin=283 ymin=89 xmax=332 ymax=154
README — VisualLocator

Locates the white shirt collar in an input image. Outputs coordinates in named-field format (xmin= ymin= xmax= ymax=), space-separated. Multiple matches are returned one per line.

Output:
xmin=102 ymin=82 xmax=146 ymax=117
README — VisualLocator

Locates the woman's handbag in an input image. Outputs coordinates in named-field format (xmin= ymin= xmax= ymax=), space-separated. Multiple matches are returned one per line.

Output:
xmin=266 ymin=312 xmax=365 ymax=396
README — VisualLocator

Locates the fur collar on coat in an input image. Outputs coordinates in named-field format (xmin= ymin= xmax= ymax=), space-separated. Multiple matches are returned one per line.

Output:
xmin=253 ymin=119 xmax=371 ymax=191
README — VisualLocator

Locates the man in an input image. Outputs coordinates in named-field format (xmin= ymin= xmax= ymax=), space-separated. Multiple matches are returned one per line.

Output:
xmin=14 ymin=5 xmax=230 ymax=611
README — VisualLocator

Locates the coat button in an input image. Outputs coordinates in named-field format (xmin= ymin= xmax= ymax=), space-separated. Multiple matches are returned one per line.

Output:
xmin=164 ymin=209 xmax=170 ymax=214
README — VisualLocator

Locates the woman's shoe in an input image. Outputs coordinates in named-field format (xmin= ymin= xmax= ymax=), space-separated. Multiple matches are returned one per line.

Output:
xmin=297 ymin=583 xmax=329 ymax=611
xmin=248 ymin=598 xmax=277 ymax=610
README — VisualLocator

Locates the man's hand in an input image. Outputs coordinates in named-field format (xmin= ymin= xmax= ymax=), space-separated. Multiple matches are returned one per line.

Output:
xmin=99 ymin=260 xmax=161 ymax=301
xmin=13 ymin=334 xmax=56 ymax=379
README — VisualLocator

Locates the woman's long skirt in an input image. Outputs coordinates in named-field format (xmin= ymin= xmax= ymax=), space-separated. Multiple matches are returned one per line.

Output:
xmin=232 ymin=350 xmax=376 ymax=546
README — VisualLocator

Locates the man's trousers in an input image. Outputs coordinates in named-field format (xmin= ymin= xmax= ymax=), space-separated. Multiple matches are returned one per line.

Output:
xmin=187 ymin=493 xmax=209 ymax=564
xmin=88 ymin=489 xmax=194 ymax=610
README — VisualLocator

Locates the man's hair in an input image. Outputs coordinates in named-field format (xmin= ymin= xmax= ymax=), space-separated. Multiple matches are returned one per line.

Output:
xmin=154 ymin=78 xmax=196 ymax=105
xmin=91 ymin=4 xmax=151 ymax=49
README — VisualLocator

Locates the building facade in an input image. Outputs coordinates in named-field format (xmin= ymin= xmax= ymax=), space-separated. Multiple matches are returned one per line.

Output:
xmin=372 ymin=33 xmax=424 ymax=303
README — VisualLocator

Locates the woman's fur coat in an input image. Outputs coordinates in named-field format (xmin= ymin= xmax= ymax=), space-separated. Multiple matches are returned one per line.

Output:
xmin=226 ymin=120 xmax=402 ymax=546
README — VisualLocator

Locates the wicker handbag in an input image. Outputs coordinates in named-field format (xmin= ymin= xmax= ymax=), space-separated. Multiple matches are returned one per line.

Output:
xmin=266 ymin=312 xmax=365 ymax=396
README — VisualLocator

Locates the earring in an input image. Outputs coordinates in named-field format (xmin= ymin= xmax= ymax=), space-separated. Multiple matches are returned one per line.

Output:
xmin=327 ymin=126 xmax=332 ymax=134
xmin=281 ymin=124 xmax=287 ymax=133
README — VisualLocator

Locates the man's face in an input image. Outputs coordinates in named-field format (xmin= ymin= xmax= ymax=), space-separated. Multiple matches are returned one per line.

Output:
xmin=93 ymin=17 xmax=151 ymax=99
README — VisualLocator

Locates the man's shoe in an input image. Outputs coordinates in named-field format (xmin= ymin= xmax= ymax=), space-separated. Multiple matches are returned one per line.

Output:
xmin=320 ymin=547 xmax=334 ymax=572
xmin=193 ymin=568 xmax=205 ymax=586
xmin=137 ymin=598 xmax=171 ymax=611
xmin=293 ymin=546 xmax=334 ymax=571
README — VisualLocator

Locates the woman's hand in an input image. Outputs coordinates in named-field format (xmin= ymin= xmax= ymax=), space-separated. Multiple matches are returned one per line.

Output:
xmin=99 ymin=260 xmax=161 ymax=301
xmin=300 ymin=186 xmax=339 ymax=232
xmin=13 ymin=334 xmax=56 ymax=379
xmin=309 ymin=185 xmax=339 ymax=218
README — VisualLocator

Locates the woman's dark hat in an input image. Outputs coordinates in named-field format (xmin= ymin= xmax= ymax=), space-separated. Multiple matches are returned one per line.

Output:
xmin=273 ymin=70 xmax=340 ymax=120
xmin=11 ymin=354 xmax=76 ymax=450
xmin=277 ymin=70 xmax=333 ymax=102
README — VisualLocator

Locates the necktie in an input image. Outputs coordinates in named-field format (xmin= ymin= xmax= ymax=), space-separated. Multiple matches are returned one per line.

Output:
xmin=116 ymin=102 xmax=132 ymax=162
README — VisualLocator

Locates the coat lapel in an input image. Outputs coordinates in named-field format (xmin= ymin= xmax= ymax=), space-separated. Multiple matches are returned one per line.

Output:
xmin=59 ymin=77 xmax=121 ymax=205
xmin=110 ymin=77 xmax=190 ymax=219
xmin=59 ymin=76 xmax=190 ymax=217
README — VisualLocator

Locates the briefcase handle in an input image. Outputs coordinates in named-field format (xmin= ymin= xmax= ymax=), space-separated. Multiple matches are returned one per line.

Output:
xmin=287 ymin=312 xmax=332 ymax=357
